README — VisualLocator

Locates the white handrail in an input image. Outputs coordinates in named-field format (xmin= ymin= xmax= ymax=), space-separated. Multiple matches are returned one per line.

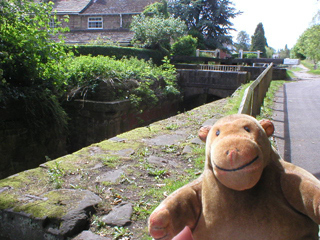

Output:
xmin=200 ymin=65 xmax=241 ymax=72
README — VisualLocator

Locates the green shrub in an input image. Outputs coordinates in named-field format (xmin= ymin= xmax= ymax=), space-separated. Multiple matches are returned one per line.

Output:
xmin=130 ymin=14 xmax=186 ymax=51
xmin=245 ymin=53 xmax=258 ymax=59
xmin=63 ymin=56 xmax=180 ymax=107
xmin=0 ymin=0 xmax=69 ymax=136
xmin=70 ymin=45 xmax=166 ymax=65
xmin=0 ymin=0 xmax=68 ymax=97
xmin=171 ymin=35 xmax=198 ymax=56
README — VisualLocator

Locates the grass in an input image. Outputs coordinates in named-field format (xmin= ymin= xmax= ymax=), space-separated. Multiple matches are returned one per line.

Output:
xmin=165 ymin=123 xmax=179 ymax=130
xmin=223 ymin=82 xmax=252 ymax=115
xmin=302 ymin=59 xmax=320 ymax=75
xmin=287 ymin=65 xmax=302 ymax=79
xmin=259 ymin=80 xmax=287 ymax=119
xmin=310 ymin=69 xmax=320 ymax=75
xmin=290 ymin=66 xmax=303 ymax=72
xmin=286 ymin=69 xmax=295 ymax=79
xmin=221 ymin=77 xmax=287 ymax=120
xmin=101 ymin=155 xmax=120 ymax=168
xmin=47 ymin=161 xmax=65 ymax=189
xmin=302 ymin=59 xmax=315 ymax=70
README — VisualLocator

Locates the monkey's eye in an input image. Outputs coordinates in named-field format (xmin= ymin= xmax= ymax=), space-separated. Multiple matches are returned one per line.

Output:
xmin=244 ymin=126 xmax=250 ymax=132
xmin=216 ymin=130 xmax=220 ymax=136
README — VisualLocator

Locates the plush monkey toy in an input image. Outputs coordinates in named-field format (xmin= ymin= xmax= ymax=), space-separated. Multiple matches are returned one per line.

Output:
xmin=149 ymin=114 xmax=320 ymax=240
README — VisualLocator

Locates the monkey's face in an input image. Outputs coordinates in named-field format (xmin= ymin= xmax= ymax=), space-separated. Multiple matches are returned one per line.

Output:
xmin=200 ymin=114 xmax=274 ymax=191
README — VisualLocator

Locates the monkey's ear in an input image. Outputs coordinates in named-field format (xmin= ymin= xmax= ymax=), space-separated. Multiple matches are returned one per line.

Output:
xmin=198 ymin=126 xmax=212 ymax=142
xmin=259 ymin=119 xmax=274 ymax=137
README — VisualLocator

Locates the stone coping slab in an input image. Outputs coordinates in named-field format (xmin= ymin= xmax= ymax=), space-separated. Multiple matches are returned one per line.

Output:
xmin=0 ymin=98 xmax=228 ymax=239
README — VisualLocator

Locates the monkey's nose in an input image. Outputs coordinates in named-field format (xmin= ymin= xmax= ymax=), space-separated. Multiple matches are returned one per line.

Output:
xmin=226 ymin=148 xmax=240 ymax=155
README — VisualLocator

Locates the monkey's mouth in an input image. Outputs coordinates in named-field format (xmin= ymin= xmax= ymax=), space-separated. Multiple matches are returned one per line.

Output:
xmin=214 ymin=156 xmax=259 ymax=172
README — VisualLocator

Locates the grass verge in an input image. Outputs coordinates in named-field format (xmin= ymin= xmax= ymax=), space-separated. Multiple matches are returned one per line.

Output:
xmin=220 ymin=79 xmax=287 ymax=119
xmin=302 ymin=60 xmax=320 ymax=75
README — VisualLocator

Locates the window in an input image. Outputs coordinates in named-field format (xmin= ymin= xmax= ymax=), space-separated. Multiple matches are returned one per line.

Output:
xmin=49 ymin=18 xmax=56 ymax=28
xmin=88 ymin=17 xmax=103 ymax=29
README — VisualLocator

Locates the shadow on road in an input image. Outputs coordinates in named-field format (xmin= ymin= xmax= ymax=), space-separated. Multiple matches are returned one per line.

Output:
xmin=283 ymin=84 xmax=292 ymax=163
xmin=272 ymin=84 xmax=292 ymax=163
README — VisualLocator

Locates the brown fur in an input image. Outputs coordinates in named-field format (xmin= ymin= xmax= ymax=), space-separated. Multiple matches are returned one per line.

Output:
xmin=149 ymin=114 xmax=320 ymax=240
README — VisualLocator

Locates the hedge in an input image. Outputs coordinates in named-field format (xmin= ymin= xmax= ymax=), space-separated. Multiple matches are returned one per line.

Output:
xmin=69 ymin=45 xmax=166 ymax=65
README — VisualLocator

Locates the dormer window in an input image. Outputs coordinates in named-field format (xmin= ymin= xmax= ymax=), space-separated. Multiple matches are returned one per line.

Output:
xmin=88 ymin=17 xmax=103 ymax=29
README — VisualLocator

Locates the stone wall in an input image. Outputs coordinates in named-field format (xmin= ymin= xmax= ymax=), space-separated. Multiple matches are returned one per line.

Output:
xmin=175 ymin=64 xmax=288 ymax=81
xmin=243 ymin=66 xmax=287 ymax=80
xmin=0 ymin=98 xmax=181 ymax=179
xmin=0 ymin=125 xmax=67 ymax=179
xmin=0 ymin=98 xmax=228 ymax=240
xmin=177 ymin=69 xmax=249 ymax=99
xmin=0 ymin=68 xmax=251 ymax=179
xmin=64 ymin=98 xmax=181 ymax=153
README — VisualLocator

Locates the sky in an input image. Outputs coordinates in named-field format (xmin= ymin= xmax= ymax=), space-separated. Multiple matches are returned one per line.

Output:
xmin=230 ymin=0 xmax=320 ymax=51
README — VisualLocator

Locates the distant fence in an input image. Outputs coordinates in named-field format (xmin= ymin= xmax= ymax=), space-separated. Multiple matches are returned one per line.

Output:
xmin=200 ymin=64 xmax=242 ymax=72
xmin=238 ymin=63 xmax=273 ymax=117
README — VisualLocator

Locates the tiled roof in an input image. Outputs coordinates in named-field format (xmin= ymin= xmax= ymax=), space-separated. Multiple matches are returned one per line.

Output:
xmin=83 ymin=0 xmax=159 ymax=14
xmin=52 ymin=0 xmax=92 ymax=13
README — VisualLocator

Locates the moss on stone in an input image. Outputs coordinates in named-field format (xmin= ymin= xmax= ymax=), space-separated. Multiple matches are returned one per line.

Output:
xmin=0 ymin=168 xmax=47 ymax=192
xmin=12 ymin=189 xmax=90 ymax=219
xmin=44 ymin=153 xmax=99 ymax=174
xmin=14 ymin=199 xmax=67 ymax=219
xmin=95 ymin=139 xmax=140 ymax=152
xmin=117 ymin=125 xmax=163 ymax=140
xmin=0 ymin=192 xmax=17 ymax=209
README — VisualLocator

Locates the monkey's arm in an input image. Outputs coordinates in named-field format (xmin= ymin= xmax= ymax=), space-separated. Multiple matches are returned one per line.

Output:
xmin=148 ymin=175 xmax=203 ymax=240
xmin=281 ymin=160 xmax=320 ymax=224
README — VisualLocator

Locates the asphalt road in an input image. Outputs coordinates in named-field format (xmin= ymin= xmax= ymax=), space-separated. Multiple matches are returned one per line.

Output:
xmin=272 ymin=65 xmax=320 ymax=179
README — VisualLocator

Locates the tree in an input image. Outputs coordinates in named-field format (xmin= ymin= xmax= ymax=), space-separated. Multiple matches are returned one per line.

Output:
xmin=279 ymin=44 xmax=290 ymax=59
xmin=130 ymin=14 xmax=186 ymax=52
xmin=291 ymin=24 xmax=320 ymax=68
xmin=168 ymin=0 xmax=240 ymax=49
xmin=171 ymin=35 xmax=198 ymax=56
xmin=0 ymin=0 xmax=68 ymax=134
xmin=143 ymin=0 xmax=169 ymax=18
xmin=0 ymin=0 xmax=68 ymax=98
xmin=291 ymin=38 xmax=306 ymax=60
xmin=265 ymin=46 xmax=275 ymax=59
xmin=251 ymin=23 xmax=268 ymax=58
xmin=235 ymin=30 xmax=250 ymax=51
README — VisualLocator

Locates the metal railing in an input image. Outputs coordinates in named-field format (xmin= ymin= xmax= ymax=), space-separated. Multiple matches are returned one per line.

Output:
xmin=238 ymin=63 xmax=273 ymax=117
xmin=200 ymin=64 xmax=242 ymax=72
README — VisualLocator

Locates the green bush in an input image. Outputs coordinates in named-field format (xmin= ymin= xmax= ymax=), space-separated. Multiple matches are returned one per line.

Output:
xmin=130 ymin=14 xmax=186 ymax=51
xmin=63 ymin=56 xmax=180 ymax=107
xmin=171 ymin=35 xmax=198 ymax=56
xmin=0 ymin=0 xmax=68 ymax=97
xmin=0 ymin=0 xmax=69 ymax=136
xmin=245 ymin=53 xmax=258 ymax=59
xmin=70 ymin=45 xmax=166 ymax=65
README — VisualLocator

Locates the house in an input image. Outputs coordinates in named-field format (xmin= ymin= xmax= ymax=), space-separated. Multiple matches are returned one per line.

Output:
xmin=51 ymin=0 xmax=159 ymax=44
